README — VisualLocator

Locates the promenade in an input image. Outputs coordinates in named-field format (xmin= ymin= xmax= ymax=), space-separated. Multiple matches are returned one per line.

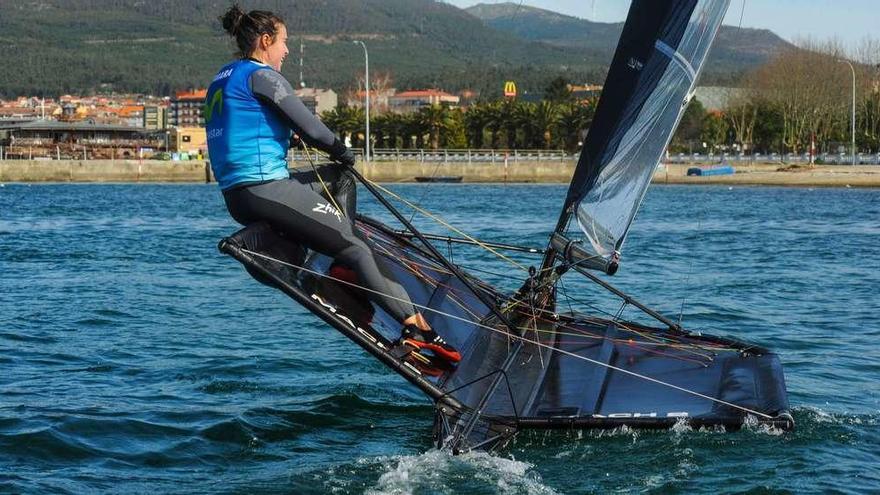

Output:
xmin=1 ymin=159 xmax=879 ymax=187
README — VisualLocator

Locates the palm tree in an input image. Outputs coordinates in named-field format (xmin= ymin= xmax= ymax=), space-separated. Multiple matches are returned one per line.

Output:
xmin=557 ymin=101 xmax=595 ymax=152
xmin=320 ymin=105 xmax=365 ymax=147
xmin=402 ymin=112 xmax=427 ymax=149
xmin=442 ymin=108 xmax=468 ymax=149
xmin=463 ymin=104 xmax=488 ymax=148
xmin=501 ymin=99 xmax=522 ymax=149
xmin=371 ymin=113 xmax=389 ymax=149
xmin=533 ymin=100 xmax=562 ymax=149
xmin=483 ymin=101 xmax=504 ymax=149
xmin=516 ymin=102 xmax=540 ymax=149
xmin=320 ymin=107 xmax=342 ymax=133
xmin=342 ymin=106 xmax=366 ymax=148
xmin=418 ymin=104 xmax=454 ymax=150
xmin=382 ymin=112 xmax=406 ymax=149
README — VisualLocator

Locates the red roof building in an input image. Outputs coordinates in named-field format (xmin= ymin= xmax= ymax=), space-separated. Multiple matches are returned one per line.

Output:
xmin=389 ymin=89 xmax=460 ymax=113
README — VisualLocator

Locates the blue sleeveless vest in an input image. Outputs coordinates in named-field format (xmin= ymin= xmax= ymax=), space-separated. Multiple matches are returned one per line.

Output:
xmin=205 ymin=60 xmax=290 ymax=190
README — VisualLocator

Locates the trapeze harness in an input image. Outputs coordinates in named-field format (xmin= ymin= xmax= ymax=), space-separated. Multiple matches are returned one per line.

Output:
xmin=205 ymin=59 xmax=416 ymax=322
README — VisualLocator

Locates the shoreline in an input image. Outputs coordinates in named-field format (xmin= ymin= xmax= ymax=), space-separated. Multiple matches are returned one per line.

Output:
xmin=1 ymin=160 xmax=878 ymax=188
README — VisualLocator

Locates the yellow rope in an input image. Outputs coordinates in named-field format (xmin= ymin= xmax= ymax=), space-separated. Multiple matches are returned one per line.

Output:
xmin=297 ymin=146 xmax=723 ymax=359
xmin=365 ymin=179 xmax=530 ymax=272
xmin=304 ymin=144 xmax=529 ymax=272
xmin=371 ymin=224 xmax=724 ymax=358
xmin=300 ymin=143 xmax=345 ymax=218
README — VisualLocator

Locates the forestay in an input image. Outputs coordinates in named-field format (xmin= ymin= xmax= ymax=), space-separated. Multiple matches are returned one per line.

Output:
xmin=563 ymin=0 xmax=730 ymax=268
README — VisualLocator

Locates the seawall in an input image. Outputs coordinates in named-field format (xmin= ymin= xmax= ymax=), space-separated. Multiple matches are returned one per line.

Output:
xmin=0 ymin=159 xmax=576 ymax=184
xmin=0 ymin=160 xmax=211 ymax=183
xmin=1 ymin=159 xmax=879 ymax=187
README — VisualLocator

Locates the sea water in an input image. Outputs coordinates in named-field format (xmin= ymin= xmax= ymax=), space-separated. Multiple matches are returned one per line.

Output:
xmin=1 ymin=183 xmax=878 ymax=494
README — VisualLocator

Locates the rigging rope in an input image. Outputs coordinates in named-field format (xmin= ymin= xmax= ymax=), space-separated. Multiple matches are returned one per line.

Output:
xmin=677 ymin=212 xmax=703 ymax=326
xmin=239 ymin=247 xmax=774 ymax=420
xmin=407 ymin=159 xmax=444 ymax=224
xmin=371 ymin=222 xmax=727 ymax=359
xmin=358 ymin=238 xmax=716 ymax=358
xmin=365 ymin=179 xmax=530 ymax=272
xmin=296 ymin=145 xmax=527 ymax=272
xmin=300 ymin=143 xmax=345 ymax=218
xmin=737 ymin=0 xmax=747 ymax=31
xmin=370 ymin=221 xmax=726 ymax=359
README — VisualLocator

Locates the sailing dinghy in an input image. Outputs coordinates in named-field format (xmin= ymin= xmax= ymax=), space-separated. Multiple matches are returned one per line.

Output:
xmin=219 ymin=0 xmax=792 ymax=453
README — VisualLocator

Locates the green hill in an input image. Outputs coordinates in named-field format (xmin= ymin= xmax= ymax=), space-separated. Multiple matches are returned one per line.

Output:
xmin=0 ymin=0 xmax=602 ymax=97
xmin=0 ymin=0 xmax=785 ymax=98
xmin=466 ymin=2 xmax=796 ymax=82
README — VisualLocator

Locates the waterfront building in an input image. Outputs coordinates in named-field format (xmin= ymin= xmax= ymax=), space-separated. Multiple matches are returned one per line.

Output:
xmin=0 ymin=120 xmax=161 ymax=159
xmin=143 ymin=106 xmax=168 ymax=130
xmin=59 ymin=103 xmax=79 ymax=121
xmin=0 ymin=106 xmax=40 ymax=121
xmin=388 ymin=90 xmax=460 ymax=113
xmin=116 ymin=105 xmax=144 ymax=128
xmin=170 ymin=89 xmax=207 ymax=127
xmin=569 ymin=84 xmax=603 ymax=102
xmin=169 ymin=127 xmax=207 ymax=155
xmin=84 ymin=104 xmax=143 ymax=127
xmin=346 ymin=88 xmax=395 ymax=113
xmin=457 ymin=89 xmax=479 ymax=108
xmin=296 ymin=88 xmax=338 ymax=116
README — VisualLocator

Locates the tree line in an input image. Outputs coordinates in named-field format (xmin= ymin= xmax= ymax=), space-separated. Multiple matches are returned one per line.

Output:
xmin=672 ymin=38 xmax=880 ymax=156
xmin=321 ymin=78 xmax=595 ymax=152
xmin=322 ymin=38 xmax=880 ymax=157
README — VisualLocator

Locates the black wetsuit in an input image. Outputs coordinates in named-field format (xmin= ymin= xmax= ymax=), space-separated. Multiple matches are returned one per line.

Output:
xmin=209 ymin=60 xmax=416 ymax=322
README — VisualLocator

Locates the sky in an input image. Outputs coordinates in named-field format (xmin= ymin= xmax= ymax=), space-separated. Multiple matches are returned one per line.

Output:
xmin=447 ymin=0 xmax=877 ymax=51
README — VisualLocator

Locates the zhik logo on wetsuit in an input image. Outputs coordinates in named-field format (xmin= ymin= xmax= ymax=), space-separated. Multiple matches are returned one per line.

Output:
xmin=313 ymin=202 xmax=342 ymax=222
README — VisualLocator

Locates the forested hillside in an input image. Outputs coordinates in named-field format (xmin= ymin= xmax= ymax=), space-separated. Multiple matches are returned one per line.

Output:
xmin=0 ymin=0 xmax=786 ymax=97
xmin=467 ymin=2 xmax=796 ymax=83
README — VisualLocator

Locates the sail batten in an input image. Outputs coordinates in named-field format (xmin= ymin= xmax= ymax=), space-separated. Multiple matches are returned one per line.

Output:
xmin=655 ymin=40 xmax=697 ymax=82
xmin=559 ymin=0 xmax=730 ymax=272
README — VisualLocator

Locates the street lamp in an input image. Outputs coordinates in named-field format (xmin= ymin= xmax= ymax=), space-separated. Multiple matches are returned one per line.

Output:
xmin=839 ymin=59 xmax=856 ymax=166
xmin=353 ymin=40 xmax=370 ymax=163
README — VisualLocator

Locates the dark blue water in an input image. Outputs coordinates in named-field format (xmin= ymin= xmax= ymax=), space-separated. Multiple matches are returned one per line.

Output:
xmin=1 ymin=183 xmax=878 ymax=494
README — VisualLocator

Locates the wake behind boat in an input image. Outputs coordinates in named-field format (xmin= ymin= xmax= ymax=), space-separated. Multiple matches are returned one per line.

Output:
xmin=220 ymin=0 xmax=791 ymax=453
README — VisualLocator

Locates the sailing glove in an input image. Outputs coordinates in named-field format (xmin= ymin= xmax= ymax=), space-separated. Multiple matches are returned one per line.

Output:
xmin=329 ymin=138 xmax=356 ymax=168
xmin=289 ymin=133 xmax=303 ymax=149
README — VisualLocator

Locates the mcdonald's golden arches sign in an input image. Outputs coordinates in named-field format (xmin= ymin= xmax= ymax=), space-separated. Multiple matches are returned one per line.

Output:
xmin=503 ymin=81 xmax=517 ymax=98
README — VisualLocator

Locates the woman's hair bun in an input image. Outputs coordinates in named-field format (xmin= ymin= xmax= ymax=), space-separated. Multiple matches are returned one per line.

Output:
xmin=221 ymin=4 xmax=246 ymax=36
xmin=219 ymin=4 xmax=284 ymax=57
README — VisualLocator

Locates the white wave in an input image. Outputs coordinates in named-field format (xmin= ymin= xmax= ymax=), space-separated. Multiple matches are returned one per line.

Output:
xmin=365 ymin=449 xmax=559 ymax=495
xmin=741 ymin=415 xmax=785 ymax=436
xmin=797 ymin=405 xmax=879 ymax=427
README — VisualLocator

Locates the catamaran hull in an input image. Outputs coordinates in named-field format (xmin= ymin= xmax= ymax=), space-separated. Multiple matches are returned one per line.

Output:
xmin=220 ymin=218 xmax=791 ymax=453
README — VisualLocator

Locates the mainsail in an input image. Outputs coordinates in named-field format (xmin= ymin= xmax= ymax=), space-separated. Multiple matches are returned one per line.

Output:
xmin=559 ymin=0 xmax=730 ymax=272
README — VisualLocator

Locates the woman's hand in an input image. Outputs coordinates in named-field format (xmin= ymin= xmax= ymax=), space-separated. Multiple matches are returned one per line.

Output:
xmin=336 ymin=147 xmax=356 ymax=168
xmin=329 ymin=138 xmax=356 ymax=168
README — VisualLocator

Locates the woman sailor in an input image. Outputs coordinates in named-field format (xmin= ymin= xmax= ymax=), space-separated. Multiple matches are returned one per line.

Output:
xmin=206 ymin=5 xmax=460 ymax=363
